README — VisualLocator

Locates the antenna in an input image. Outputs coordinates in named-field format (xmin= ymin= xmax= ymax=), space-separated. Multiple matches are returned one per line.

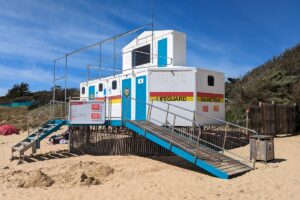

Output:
xmin=151 ymin=0 xmax=154 ymax=64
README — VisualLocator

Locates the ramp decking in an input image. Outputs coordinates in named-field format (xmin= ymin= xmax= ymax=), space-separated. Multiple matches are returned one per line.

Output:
xmin=126 ymin=120 xmax=252 ymax=179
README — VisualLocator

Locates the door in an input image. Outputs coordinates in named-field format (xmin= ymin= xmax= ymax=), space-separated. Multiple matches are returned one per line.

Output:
xmin=122 ymin=78 xmax=131 ymax=120
xmin=135 ymin=76 xmax=146 ymax=120
xmin=88 ymin=86 xmax=95 ymax=100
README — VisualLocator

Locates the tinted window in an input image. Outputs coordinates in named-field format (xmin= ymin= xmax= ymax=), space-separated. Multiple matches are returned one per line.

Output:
xmin=132 ymin=44 xmax=150 ymax=67
xmin=208 ymin=75 xmax=214 ymax=86
xmin=112 ymin=80 xmax=117 ymax=90
xmin=99 ymin=83 xmax=103 ymax=92
xmin=81 ymin=87 xmax=85 ymax=94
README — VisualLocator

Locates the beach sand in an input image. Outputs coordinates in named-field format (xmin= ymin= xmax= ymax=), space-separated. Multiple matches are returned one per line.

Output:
xmin=0 ymin=127 xmax=299 ymax=200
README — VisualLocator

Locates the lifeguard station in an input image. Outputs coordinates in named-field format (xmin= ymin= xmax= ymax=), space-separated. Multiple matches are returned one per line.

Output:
xmin=12 ymin=24 xmax=261 ymax=179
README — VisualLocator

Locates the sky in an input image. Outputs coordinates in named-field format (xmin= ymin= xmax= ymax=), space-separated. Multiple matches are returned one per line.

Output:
xmin=0 ymin=0 xmax=300 ymax=96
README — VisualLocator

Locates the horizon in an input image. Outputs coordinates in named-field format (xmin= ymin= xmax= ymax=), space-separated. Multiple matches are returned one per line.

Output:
xmin=0 ymin=0 xmax=300 ymax=96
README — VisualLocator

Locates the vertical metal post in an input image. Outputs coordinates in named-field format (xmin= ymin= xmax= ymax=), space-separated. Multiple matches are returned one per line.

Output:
xmin=27 ymin=116 xmax=30 ymax=136
xmin=165 ymin=104 xmax=170 ymax=124
xmin=147 ymin=100 xmax=153 ymax=124
xmin=65 ymin=55 xmax=68 ymax=117
xmin=151 ymin=0 xmax=154 ymax=65
xmin=194 ymin=124 xmax=201 ymax=164
xmin=60 ymin=101 xmax=63 ymax=119
xmin=53 ymin=60 xmax=56 ymax=102
xmin=170 ymin=115 xmax=176 ymax=146
xmin=52 ymin=60 xmax=56 ymax=119
xmin=99 ymin=45 xmax=102 ymax=79
xmin=222 ymin=123 xmax=229 ymax=153
xmin=246 ymin=109 xmax=249 ymax=136
xmin=113 ymin=38 xmax=116 ymax=77
xmin=87 ymin=65 xmax=90 ymax=85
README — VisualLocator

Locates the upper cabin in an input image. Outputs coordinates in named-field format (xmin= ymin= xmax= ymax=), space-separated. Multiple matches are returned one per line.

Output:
xmin=122 ymin=30 xmax=186 ymax=71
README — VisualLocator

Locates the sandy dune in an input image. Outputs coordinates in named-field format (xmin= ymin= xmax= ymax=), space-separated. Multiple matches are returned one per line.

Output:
xmin=0 ymin=128 xmax=300 ymax=200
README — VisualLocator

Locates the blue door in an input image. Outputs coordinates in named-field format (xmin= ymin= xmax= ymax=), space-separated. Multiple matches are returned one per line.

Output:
xmin=89 ymin=86 xmax=95 ymax=100
xmin=122 ymin=78 xmax=131 ymax=120
xmin=135 ymin=76 xmax=146 ymax=120
xmin=158 ymin=38 xmax=167 ymax=67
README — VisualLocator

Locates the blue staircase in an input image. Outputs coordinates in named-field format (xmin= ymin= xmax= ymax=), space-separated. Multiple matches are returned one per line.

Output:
xmin=12 ymin=119 xmax=65 ymax=158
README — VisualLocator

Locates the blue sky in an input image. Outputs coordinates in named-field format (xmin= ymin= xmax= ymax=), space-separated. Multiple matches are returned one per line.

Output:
xmin=0 ymin=0 xmax=300 ymax=96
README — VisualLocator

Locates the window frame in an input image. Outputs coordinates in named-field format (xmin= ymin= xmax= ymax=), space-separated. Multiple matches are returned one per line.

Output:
xmin=112 ymin=80 xmax=117 ymax=90
xmin=98 ymin=83 xmax=103 ymax=92
xmin=207 ymin=75 xmax=215 ymax=86
xmin=81 ymin=86 xmax=85 ymax=95
xmin=132 ymin=44 xmax=151 ymax=67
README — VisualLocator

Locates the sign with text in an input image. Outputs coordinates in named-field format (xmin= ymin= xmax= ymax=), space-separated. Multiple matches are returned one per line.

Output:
xmin=69 ymin=100 xmax=106 ymax=124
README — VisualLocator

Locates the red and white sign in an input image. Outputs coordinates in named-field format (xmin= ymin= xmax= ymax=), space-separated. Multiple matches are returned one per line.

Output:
xmin=69 ymin=100 xmax=105 ymax=124
xmin=91 ymin=104 xmax=101 ymax=111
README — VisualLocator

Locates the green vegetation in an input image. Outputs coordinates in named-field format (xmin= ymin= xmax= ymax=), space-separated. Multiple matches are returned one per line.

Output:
xmin=0 ymin=83 xmax=79 ymax=108
xmin=226 ymin=44 xmax=300 ymax=127
xmin=0 ymin=84 xmax=79 ymax=130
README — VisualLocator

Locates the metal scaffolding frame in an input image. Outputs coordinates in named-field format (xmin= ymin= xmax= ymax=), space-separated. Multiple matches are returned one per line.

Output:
xmin=52 ymin=23 xmax=153 ymax=116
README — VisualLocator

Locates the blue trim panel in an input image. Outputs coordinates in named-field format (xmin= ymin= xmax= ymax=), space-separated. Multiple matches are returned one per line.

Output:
xmin=135 ymin=76 xmax=146 ymax=120
xmin=122 ymin=78 xmax=131 ymax=120
xmin=89 ymin=86 xmax=95 ymax=100
xmin=158 ymin=38 xmax=167 ymax=67
xmin=125 ymin=121 xmax=229 ymax=179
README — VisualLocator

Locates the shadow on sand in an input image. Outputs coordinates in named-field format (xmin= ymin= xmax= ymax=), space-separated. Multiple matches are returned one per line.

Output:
xmin=15 ymin=150 xmax=81 ymax=164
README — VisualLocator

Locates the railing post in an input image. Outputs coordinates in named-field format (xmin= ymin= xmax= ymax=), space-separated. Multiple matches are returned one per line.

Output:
xmin=222 ymin=123 xmax=229 ymax=153
xmin=252 ymin=135 xmax=260 ymax=169
xmin=147 ymin=100 xmax=153 ymax=124
xmin=27 ymin=116 xmax=30 ymax=136
xmin=165 ymin=104 xmax=170 ymax=124
xmin=194 ymin=123 xmax=201 ymax=164
xmin=170 ymin=115 xmax=176 ymax=147
xmin=60 ymin=101 xmax=63 ymax=119
xmin=109 ymin=98 xmax=112 ymax=123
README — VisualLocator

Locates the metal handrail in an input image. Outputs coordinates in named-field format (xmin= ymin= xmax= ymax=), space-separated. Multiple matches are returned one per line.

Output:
xmin=128 ymin=97 xmax=255 ymax=167
xmin=151 ymin=100 xmax=260 ymax=138
xmin=27 ymin=102 xmax=52 ymax=136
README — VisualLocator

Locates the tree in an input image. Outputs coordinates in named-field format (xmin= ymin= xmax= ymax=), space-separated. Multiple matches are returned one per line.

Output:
xmin=6 ymin=82 xmax=31 ymax=98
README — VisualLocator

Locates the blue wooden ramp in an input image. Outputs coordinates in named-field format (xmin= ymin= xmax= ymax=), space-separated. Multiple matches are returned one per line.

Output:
xmin=125 ymin=120 xmax=252 ymax=179
xmin=12 ymin=119 xmax=65 ymax=159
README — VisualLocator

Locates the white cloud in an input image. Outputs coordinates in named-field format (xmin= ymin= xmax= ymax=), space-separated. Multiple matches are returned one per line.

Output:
xmin=0 ymin=64 xmax=52 ymax=85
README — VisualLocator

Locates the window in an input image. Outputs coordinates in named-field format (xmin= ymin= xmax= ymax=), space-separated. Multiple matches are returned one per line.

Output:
xmin=81 ymin=86 xmax=85 ymax=95
xmin=132 ymin=44 xmax=150 ymax=67
xmin=112 ymin=80 xmax=117 ymax=90
xmin=98 ymin=83 xmax=103 ymax=92
xmin=208 ymin=75 xmax=214 ymax=86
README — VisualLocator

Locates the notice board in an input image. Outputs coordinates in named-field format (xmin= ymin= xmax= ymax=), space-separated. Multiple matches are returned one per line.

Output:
xmin=69 ymin=100 xmax=106 ymax=124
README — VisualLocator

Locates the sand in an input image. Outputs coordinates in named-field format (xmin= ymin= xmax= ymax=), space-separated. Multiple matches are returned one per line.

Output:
xmin=0 ymin=127 xmax=300 ymax=200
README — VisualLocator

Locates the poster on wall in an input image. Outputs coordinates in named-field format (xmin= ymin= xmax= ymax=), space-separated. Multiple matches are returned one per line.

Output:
xmin=69 ymin=100 xmax=106 ymax=124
